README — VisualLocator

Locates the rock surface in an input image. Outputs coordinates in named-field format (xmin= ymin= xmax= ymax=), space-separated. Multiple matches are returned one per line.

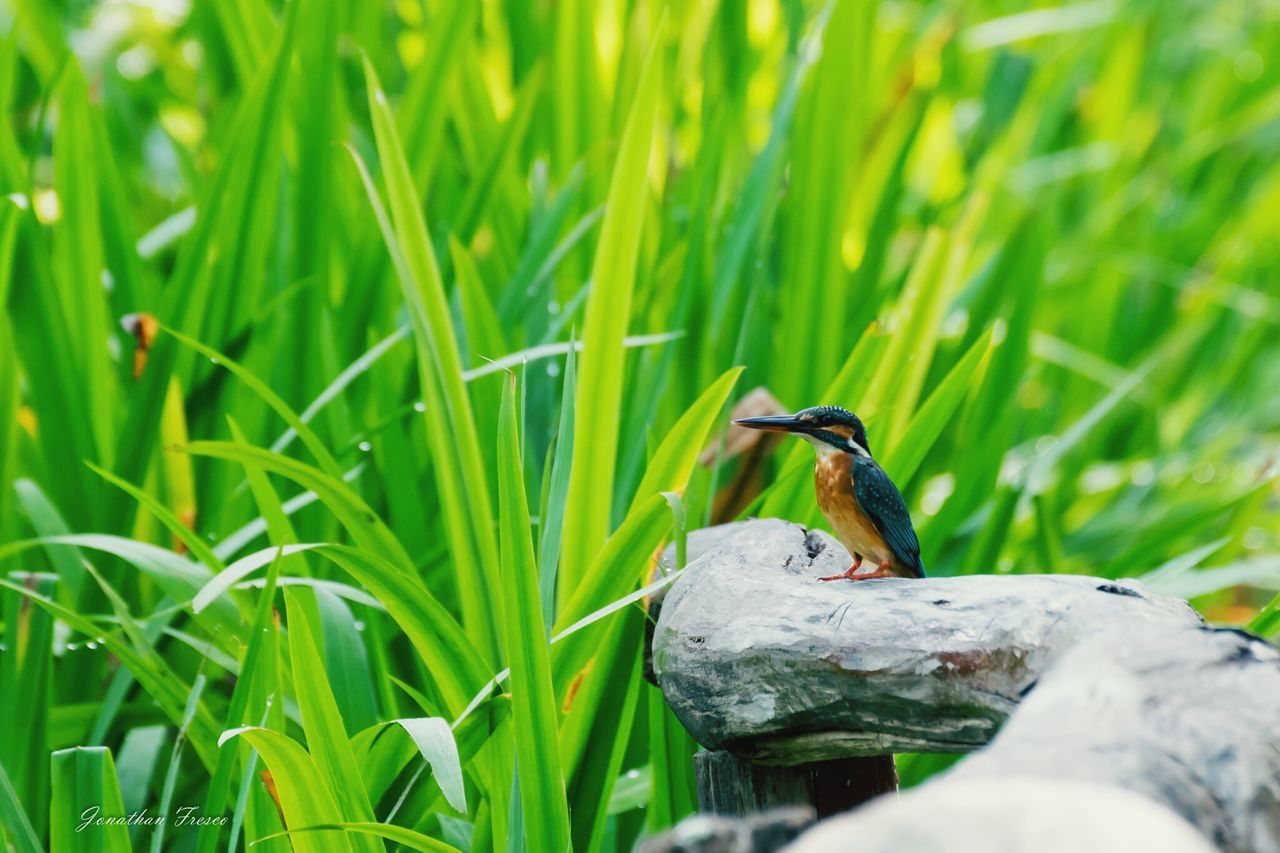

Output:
xmin=790 ymin=626 xmax=1280 ymax=853
xmin=787 ymin=779 xmax=1218 ymax=853
xmin=652 ymin=518 xmax=1200 ymax=762
xmin=941 ymin=625 xmax=1280 ymax=853
xmin=652 ymin=519 xmax=1280 ymax=853
xmin=637 ymin=808 xmax=816 ymax=853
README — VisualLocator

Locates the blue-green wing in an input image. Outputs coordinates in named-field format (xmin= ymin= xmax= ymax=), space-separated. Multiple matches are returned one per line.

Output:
xmin=851 ymin=456 xmax=925 ymax=577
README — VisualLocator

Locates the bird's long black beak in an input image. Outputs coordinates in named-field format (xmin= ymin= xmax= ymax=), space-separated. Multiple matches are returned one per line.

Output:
xmin=732 ymin=415 xmax=809 ymax=434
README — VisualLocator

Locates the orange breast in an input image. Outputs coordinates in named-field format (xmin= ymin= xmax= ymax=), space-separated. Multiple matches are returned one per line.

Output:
xmin=814 ymin=453 xmax=895 ymax=568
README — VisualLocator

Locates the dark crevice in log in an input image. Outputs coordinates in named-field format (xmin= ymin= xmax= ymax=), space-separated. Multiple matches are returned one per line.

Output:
xmin=1096 ymin=582 xmax=1145 ymax=597
xmin=694 ymin=750 xmax=896 ymax=819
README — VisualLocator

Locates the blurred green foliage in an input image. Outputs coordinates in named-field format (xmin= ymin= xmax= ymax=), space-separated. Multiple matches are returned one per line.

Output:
xmin=1 ymin=0 xmax=1279 ymax=849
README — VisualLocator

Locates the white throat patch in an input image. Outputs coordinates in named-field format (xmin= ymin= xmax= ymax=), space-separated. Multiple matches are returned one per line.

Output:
xmin=801 ymin=432 xmax=839 ymax=457
xmin=802 ymin=432 xmax=870 ymax=458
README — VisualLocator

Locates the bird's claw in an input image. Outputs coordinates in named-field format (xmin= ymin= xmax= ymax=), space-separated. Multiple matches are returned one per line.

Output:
xmin=818 ymin=564 xmax=893 ymax=582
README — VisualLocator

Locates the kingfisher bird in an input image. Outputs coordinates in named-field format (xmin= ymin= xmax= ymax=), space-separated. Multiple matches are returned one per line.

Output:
xmin=734 ymin=406 xmax=925 ymax=581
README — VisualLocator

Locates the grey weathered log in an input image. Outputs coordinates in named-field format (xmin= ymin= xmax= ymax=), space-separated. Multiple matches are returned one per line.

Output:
xmin=790 ymin=625 xmax=1280 ymax=853
xmin=636 ymin=807 xmax=816 ymax=853
xmin=653 ymin=518 xmax=1201 ymax=763
xmin=788 ymin=779 xmax=1219 ymax=853
xmin=650 ymin=518 xmax=1280 ymax=853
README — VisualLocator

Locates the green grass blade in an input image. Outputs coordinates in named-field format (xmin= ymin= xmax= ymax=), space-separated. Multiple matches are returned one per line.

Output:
xmin=86 ymin=462 xmax=226 ymax=575
xmin=0 ymin=207 xmax=18 ymax=543
xmin=774 ymin=0 xmax=876 ymax=401
xmin=496 ymin=376 xmax=571 ymax=853
xmin=226 ymin=418 xmax=300 ymax=548
xmin=1 ymin=579 xmax=220 ymax=772
xmin=0 ymin=534 xmax=241 ymax=636
xmin=114 ymin=725 xmax=166 ymax=815
xmin=0 ymin=759 xmax=41 ymax=853
xmin=561 ymin=610 xmax=644 ymax=851
xmin=181 ymin=441 xmax=413 ymax=570
xmin=217 ymin=728 xmax=354 ymax=853
xmin=260 ymin=821 xmax=461 ymax=853
xmin=283 ymin=589 xmax=382 ymax=853
xmin=52 ymin=65 xmax=114 ymax=467
xmin=49 ymin=747 xmax=130 ymax=853
xmin=313 ymin=589 xmax=380 ymax=736
xmin=645 ymin=689 xmax=697 ymax=832
xmin=196 ymin=542 xmax=488 ymax=714
xmin=12 ymin=478 xmax=86 ymax=603
xmin=110 ymin=0 xmax=299 ymax=524
xmin=360 ymin=62 xmax=503 ymax=663
xmin=149 ymin=674 xmax=207 ymax=853
xmin=537 ymin=339 xmax=577 ymax=630
xmin=196 ymin=548 xmax=284 ymax=853
xmin=555 ymin=493 xmax=672 ymax=637
xmin=630 ymin=367 xmax=743 ymax=509
xmin=267 ymin=326 xmax=411 ymax=456
xmin=559 ymin=24 xmax=666 ymax=602
xmin=164 ymin=327 xmax=345 ymax=479
xmin=397 ymin=0 xmax=478 ymax=191
xmin=454 ymin=69 xmax=543 ymax=243
xmin=881 ymin=325 xmax=996 ymax=486
xmin=1247 ymin=595 xmax=1280 ymax=639
xmin=391 ymin=718 xmax=467 ymax=813
xmin=0 ymin=573 xmax=54 ymax=843
xmin=858 ymin=227 xmax=957 ymax=447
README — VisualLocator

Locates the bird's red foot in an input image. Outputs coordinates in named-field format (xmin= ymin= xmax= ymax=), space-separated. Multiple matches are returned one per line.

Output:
xmin=819 ymin=561 xmax=893 ymax=582
xmin=819 ymin=554 xmax=862 ymax=582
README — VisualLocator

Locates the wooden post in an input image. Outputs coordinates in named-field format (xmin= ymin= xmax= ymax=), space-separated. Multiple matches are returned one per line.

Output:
xmin=694 ymin=750 xmax=897 ymax=818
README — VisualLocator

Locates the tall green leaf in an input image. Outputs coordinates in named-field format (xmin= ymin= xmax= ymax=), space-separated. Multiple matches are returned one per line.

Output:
xmin=110 ymin=0 xmax=299 ymax=523
xmin=559 ymin=24 xmax=666 ymax=603
xmin=49 ymin=747 xmax=130 ymax=853
xmin=283 ymin=589 xmax=382 ymax=853
xmin=0 ymin=760 xmax=40 ymax=853
xmin=496 ymin=377 xmax=571 ymax=853
xmin=361 ymin=59 xmax=503 ymax=665
xmin=0 ymin=573 xmax=54 ymax=842
xmin=217 ymin=728 xmax=354 ymax=853
xmin=194 ymin=542 xmax=488 ymax=715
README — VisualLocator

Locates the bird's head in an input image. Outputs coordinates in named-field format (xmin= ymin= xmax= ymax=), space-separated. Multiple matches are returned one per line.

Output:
xmin=734 ymin=405 xmax=871 ymax=457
